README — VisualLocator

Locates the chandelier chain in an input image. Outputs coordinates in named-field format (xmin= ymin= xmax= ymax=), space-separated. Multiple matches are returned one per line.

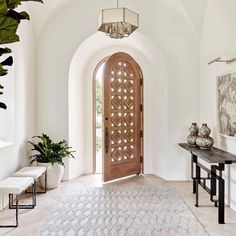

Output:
xmin=117 ymin=0 xmax=119 ymax=8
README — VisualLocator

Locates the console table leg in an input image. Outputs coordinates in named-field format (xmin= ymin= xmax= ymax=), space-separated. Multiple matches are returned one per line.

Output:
xmin=193 ymin=182 xmax=196 ymax=194
xmin=195 ymin=162 xmax=200 ymax=207
xmin=195 ymin=179 xmax=199 ymax=207
xmin=16 ymin=194 xmax=19 ymax=227
xmin=211 ymin=165 xmax=217 ymax=206
xmin=218 ymin=178 xmax=225 ymax=224
xmin=192 ymin=154 xmax=197 ymax=194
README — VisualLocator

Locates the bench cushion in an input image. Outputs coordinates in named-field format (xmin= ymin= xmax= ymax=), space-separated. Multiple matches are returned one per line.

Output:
xmin=0 ymin=177 xmax=34 ymax=194
xmin=13 ymin=167 xmax=46 ymax=180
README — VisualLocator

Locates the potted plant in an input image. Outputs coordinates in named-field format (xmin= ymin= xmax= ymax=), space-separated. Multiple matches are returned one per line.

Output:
xmin=28 ymin=134 xmax=75 ymax=189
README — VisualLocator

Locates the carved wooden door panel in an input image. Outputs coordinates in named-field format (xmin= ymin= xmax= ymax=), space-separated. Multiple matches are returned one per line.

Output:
xmin=103 ymin=52 xmax=143 ymax=182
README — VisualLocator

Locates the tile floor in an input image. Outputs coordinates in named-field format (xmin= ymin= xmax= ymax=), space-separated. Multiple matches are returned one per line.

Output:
xmin=0 ymin=174 xmax=236 ymax=236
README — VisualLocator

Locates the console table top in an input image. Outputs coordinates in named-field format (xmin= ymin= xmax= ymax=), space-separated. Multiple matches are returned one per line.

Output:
xmin=179 ymin=143 xmax=236 ymax=164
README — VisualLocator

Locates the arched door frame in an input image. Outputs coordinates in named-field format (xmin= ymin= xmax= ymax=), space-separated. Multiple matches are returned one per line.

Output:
xmin=92 ymin=56 xmax=108 ymax=174
xmin=92 ymin=53 xmax=144 ymax=176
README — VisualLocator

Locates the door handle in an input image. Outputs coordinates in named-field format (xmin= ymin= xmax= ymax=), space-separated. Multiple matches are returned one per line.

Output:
xmin=105 ymin=127 xmax=110 ymax=153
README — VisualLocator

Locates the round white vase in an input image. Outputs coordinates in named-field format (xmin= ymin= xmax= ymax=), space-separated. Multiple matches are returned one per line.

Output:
xmin=37 ymin=162 xmax=64 ymax=189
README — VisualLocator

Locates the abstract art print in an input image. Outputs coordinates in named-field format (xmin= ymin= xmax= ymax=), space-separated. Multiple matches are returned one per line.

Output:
xmin=218 ymin=71 xmax=236 ymax=136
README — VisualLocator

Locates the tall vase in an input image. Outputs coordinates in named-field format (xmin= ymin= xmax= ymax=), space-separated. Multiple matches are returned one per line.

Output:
xmin=187 ymin=123 xmax=199 ymax=146
xmin=37 ymin=162 xmax=64 ymax=189
xmin=196 ymin=124 xmax=214 ymax=149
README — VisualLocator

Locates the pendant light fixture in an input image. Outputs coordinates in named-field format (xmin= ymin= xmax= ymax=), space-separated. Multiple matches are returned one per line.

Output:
xmin=98 ymin=0 xmax=139 ymax=39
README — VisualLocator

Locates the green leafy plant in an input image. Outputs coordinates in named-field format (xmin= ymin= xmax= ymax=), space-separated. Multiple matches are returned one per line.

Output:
xmin=96 ymin=82 xmax=102 ymax=114
xmin=0 ymin=0 xmax=43 ymax=109
xmin=28 ymin=134 xmax=75 ymax=166
xmin=96 ymin=135 xmax=102 ymax=153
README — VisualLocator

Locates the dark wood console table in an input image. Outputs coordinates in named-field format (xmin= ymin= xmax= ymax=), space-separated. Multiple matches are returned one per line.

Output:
xmin=179 ymin=143 xmax=236 ymax=224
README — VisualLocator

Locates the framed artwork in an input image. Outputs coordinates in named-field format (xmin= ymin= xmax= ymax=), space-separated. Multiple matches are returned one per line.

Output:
xmin=217 ymin=71 xmax=236 ymax=136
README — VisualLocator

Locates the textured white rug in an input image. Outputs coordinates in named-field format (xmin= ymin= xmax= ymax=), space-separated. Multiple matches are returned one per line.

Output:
xmin=41 ymin=186 xmax=208 ymax=236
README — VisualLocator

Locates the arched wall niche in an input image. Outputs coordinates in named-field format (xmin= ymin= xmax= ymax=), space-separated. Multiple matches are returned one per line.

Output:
xmin=67 ymin=32 xmax=168 ymax=181
xmin=36 ymin=0 xmax=200 ymax=181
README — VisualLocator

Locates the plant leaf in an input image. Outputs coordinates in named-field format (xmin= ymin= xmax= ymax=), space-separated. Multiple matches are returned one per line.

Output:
xmin=6 ymin=0 xmax=21 ymax=9
xmin=0 ymin=29 xmax=19 ymax=44
xmin=0 ymin=0 xmax=43 ymax=111
xmin=0 ymin=0 xmax=7 ymax=15
xmin=0 ymin=63 xmax=8 ymax=76
xmin=0 ymin=102 xmax=7 ymax=109
xmin=7 ymin=10 xmax=29 ymax=22
xmin=0 ymin=1 xmax=7 ymax=14
xmin=6 ymin=0 xmax=43 ymax=9
xmin=28 ymin=134 xmax=75 ymax=166
xmin=0 ymin=16 xmax=18 ymax=32
xmin=0 ymin=16 xmax=19 ymax=44
xmin=1 ymin=56 xmax=13 ymax=66
xmin=21 ymin=0 xmax=43 ymax=3
xmin=0 ymin=47 xmax=11 ymax=56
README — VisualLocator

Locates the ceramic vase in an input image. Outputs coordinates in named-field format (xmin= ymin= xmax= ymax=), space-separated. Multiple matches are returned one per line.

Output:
xmin=37 ymin=162 xmax=64 ymax=189
xmin=187 ymin=123 xmax=199 ymax=146
xmin=196 ymin=124 xmax=214 ymax=149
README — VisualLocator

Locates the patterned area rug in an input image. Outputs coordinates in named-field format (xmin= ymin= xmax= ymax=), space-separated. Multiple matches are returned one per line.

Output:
xmin=41 ymin=186 xmax=208 ymax=236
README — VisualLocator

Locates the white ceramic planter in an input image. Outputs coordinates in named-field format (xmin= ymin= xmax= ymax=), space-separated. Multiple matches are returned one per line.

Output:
xmin=37 ymin=162 xmax=64 ymax=189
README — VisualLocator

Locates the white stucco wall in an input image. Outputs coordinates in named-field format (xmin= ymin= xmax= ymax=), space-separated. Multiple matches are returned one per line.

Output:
xmin=200 ymin=0 xmax=236 ymax=211
xmin=3 ymin=0 xmax=236 ymax=214
xmin=0 ymin=5 xmax=36 ymax=209
xmin=0 ymin=0 xmax=203 ymax=211
xmin=68 ymin=32 xmax=168 ymax=180
xmin=36 ymin=0 xmax=200 ymax=181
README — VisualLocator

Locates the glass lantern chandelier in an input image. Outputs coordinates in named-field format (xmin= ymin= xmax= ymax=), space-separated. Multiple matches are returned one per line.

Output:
xmin=98 ymin=0 xmax=139 ymax=39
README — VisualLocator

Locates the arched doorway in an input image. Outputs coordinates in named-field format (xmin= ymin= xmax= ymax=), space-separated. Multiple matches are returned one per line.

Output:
xmin=93 ymin=52 xmax=144 ymax=182
xmin=68 ymin=32 xmax=168 ymax=181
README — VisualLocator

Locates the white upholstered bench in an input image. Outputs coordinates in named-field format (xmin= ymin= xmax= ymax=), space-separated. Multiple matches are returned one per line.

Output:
xmin=13 ymin=167 xmax=47 ymax=194
xmin=0 ymin=177 xmax=35 ymax=228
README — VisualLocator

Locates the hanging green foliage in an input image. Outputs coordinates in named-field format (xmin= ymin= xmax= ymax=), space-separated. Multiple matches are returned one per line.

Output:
xmin=0 ymin=0 xmax=43 ymax=110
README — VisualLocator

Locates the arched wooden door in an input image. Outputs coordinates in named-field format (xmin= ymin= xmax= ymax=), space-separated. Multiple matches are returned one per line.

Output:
xmin=103 ymin=52 xmax=143 ymax=182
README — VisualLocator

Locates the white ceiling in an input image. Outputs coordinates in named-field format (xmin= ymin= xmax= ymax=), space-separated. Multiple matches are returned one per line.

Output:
xmin=28 ymin=0 xmax=208 ymax=39
xmin=179 ymin=0 xmax=208 ymax=36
